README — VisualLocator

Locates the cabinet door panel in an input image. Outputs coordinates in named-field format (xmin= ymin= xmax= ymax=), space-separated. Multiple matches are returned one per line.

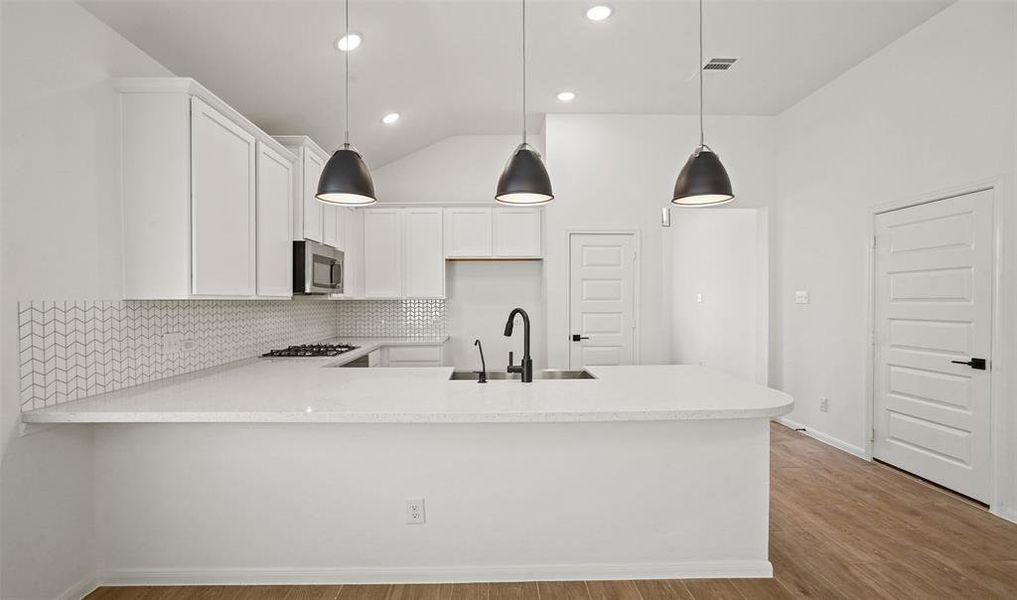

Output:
xmin=404 ymin=208 xmax=444 ymax=298
xmin=343 ymin=208 xmax=363 ymax=297
xmin=494 ymin=207 xmax=541 ymax=257
xmin=444 ymin=208 xmax=493 ymax=257
xmin=363 ymin=209 xmax=403 ymax=298
xmin=302 ymin=151 xmax=325 ymax=242
xmin=323 ymin=204 xmax=339 ymax=247
xmin=256 ymin=142 xmax=294 ymax=298
xmin=191 ymin=97 xmax=256 ymax=296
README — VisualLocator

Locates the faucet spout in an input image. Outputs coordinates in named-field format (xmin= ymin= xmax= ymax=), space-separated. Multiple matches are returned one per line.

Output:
xmin=504 ymin=308 xmax=533 ymax=383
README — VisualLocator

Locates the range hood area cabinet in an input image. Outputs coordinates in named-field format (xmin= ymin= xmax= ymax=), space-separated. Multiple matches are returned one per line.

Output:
xmin=117 ymin=78 xmax=296 ymax=300
xmin=444 ymin=207 xmax=542 ymax=259
xmin=273 ymin=136 xmax=350 ymax=252
xmin=362 ymin=208 xmax=445 ymax=299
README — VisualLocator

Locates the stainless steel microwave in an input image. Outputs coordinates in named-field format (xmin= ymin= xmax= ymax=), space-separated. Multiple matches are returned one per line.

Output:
xmin=293 ymin=240 xmax=343 ymax=295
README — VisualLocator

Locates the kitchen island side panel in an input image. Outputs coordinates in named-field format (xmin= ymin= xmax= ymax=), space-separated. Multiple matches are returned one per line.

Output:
xmin=94 ymin=419 xmax=770 ymax=582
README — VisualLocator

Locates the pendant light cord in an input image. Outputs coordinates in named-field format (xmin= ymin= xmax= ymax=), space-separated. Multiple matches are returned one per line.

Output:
xmin=695 ymin=0 xmax=703 ymax=149
xmin=344 ymin=0 xmax=350 ymax=147
xmin=521 ymin=0 xmax=527 ymax=146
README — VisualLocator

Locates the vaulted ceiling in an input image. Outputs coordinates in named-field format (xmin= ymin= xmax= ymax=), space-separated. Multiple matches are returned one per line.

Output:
xmin=80 ymin=0 xmax=952 ymax=166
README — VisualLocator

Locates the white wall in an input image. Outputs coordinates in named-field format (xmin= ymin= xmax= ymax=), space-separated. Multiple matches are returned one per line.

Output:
xmin=1 ymin=3 xmax=173 ymax=598
xmin=543 ymin=114 xmax=776 ymax=369
xmin=666 ymin=209 xmax=765 ymax=383
xmin=446 ymin=261 xmax=545 ymax=372
xmin=373 ymin=135 xmax=542 ymax=204
xmin=773 ymin=0 xmax=1017 ymax=517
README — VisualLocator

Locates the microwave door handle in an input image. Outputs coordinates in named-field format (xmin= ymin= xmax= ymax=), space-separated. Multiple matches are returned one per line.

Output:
xmin=331 ymin=260 xmax=342 ymax=288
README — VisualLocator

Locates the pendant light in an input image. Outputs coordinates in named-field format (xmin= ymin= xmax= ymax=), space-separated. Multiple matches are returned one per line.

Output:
xmin=672 ymin=0 xmax=734 ymax=207
xmin=317 ymin=0 xmax=376 ymax=206
xmin=496 ymin=0 xmax=553 ymax=206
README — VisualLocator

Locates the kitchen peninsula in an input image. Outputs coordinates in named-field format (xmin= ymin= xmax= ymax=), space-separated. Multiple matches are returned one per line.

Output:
xmin=23 ymin=362 xmax=792 ymax=585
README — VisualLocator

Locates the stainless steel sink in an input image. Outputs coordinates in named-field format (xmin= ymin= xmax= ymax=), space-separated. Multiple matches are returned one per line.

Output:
xmin=449 ymin=369 xmax=595 ymax=381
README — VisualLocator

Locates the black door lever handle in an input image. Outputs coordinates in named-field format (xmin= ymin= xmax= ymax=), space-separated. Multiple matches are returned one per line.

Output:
xmin=571 ymin=334 xmax=589 ymax=342
xmin=951 ymin=357 xmax=987 ymax=370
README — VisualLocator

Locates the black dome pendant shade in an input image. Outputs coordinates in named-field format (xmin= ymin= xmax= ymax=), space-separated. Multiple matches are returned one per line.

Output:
xmin=672 ymin=0 xmax=735 ymax=207
xmin=672 ymin=146 xmax=733 ymax=206
xmin=496 ymin=143 xmax=553 ymax=205
xmin=316 ymin=0 xmax=376 ymax=206
xmin=317 ymin=145 xmax=376 ymax=206
xmin=496 ymin=0 xmax=553 ymax=206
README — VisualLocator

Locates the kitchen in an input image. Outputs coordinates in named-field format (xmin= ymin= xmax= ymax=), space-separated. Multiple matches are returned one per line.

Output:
xmin=3 ymin=1 xmax=1017 ymax=599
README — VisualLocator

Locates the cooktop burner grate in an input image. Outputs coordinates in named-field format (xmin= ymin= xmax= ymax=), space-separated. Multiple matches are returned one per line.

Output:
xmin=262 ymin=343 xmax=359 ymax=358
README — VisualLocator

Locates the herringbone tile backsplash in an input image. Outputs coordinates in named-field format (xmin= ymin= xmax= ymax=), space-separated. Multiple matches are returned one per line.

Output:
xmin=336 ymin=299 xmax=446 ymax=338
xmin=18 ymin=299 xmax=337 ymax=411
xmin=18 ymin=298 xmax=448 ymax=411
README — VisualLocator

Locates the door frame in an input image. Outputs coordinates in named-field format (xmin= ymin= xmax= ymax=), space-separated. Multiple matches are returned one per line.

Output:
xmin=564 ymin=229 xmax=642 ymax=368
xmin=864 ymin=177 xmax=1007 ymax=511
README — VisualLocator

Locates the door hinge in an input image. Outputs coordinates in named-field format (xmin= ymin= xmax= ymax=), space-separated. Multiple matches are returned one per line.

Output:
xmin=872 ymin=235 xmax=878 ymax=250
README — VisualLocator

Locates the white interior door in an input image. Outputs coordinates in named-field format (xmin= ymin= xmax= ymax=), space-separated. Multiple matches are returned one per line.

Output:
xmin=873 ymin=189 xmax=993 ymax=502
xmin=569 ymin=233 xmax=636 ymax=369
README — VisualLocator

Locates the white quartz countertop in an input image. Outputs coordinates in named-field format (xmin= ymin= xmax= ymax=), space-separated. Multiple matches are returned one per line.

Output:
xmin=22 ymin=338 xmax=793 ymax=424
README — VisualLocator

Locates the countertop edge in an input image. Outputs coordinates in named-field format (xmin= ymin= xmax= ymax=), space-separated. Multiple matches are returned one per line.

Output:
xmin=21 ymin=402 xmax=793 ymax=425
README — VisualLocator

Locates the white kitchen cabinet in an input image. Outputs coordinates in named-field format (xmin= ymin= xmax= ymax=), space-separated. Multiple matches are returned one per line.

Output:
xmin=118 ymin=79 xmax=296 ymax=299
xmin=302 ymin=150 xmax=325 ymax=243
xmin=274 ymin=136 xmax=329 ymax=245
xmin=342 ymin=208 xmax=364 ymax=297
xmin=380 ymin=345 xmax=446 ymax=368
xmin=190 ymin=97 xmax=257 ymax=296
xmin=363 ymin=209 xmax=404 ymax=298
xmin=323 ymin=204 xmax=339 ymax=248
xmin=324 ymin=204 xmax=346 ymax=251
xmin=443 ymin=206 xmax=542 ymax=259
xmin=494 ymin=207 xmax=542 ymax=258
xmin=444 ymin=208 xmax=493 ymax=257
xmin=403 ymin=208 xmax=445 ymax=298
xmin=255 ymin=141 xmax=294 ymax=298
xmin=362 ymin=208 xmax=445 ymax=299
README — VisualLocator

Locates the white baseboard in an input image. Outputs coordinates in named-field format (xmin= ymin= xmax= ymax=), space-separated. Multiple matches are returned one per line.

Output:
xmin=992 ymin=505 xmax=1017 ymax=526
xmin=98 ymin=561 xmax=772 ymax=586
xmin=776 ymin=417 xmax=869 ymax=459
xmin=55 ymin=573 xmax=98 ymax=600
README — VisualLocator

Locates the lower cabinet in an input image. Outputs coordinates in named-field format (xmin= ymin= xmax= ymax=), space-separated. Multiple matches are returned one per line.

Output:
xmin=380 ymin=345 xmax=446 ymax=368
xmin=363 ymin=208 xmax=444 ymax=298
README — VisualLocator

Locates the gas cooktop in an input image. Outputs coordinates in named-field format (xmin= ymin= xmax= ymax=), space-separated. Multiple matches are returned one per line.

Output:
xmin=262 ymin=343 xmax=359 ymax=358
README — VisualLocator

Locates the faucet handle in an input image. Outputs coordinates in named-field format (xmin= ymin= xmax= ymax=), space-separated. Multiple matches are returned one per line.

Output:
xmin=508 ymin=351 xmax=514 ymax=366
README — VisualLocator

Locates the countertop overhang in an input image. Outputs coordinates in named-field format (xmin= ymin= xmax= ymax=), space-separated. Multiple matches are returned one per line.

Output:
xmin=21 ymin=342 xmax=794 ymax=424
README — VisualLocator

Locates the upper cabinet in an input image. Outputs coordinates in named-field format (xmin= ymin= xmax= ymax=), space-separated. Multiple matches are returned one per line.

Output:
xmin=493 ymin=207 xmax=542 ymax=258
xmin=117 ymin=78 xmax=296 ymax=300
xmin=362 ymin=208 xmax=444 ymax=299
xmin=444 ymin=208 xmax=493 ymax=257
xmin=255 ymin=142 xmax=295 ymax=298
xmin=444 ymin=206 xmax=542 ymax=259
xmin=273 ymin=136 xmax=349 ymax=251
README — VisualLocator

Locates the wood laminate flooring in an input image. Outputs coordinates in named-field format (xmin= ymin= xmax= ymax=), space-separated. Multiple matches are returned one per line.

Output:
xmin=86 ymin=423 xmax=1017 ymax=599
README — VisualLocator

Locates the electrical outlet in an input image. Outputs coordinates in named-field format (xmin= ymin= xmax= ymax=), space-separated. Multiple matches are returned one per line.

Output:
xmin=406 ymin=498 xmax=425 ymax=525
xmin=161 ymin=332 xmax=183 ymax=355
xmin=819 ymin=397 xmax=829 ymax=413
xmin=696 ymin=293 xmax=704 ymax=303
xmin=795 ymin=290 xmax=810 ymax=304
xmin=161 ymin=332 xmax=197 ymax=355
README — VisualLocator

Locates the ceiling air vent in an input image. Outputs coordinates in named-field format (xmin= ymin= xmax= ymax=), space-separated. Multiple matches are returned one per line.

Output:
xmin=703 ymin=58 xmax=738 ymax=71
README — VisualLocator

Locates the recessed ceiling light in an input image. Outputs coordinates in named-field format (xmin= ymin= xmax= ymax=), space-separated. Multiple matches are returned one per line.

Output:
xmin=381 ymin=112 xmax=400 ymax=125
xmin=335 ymin=32 xmax=362 ymax=52
xmin=586 ymin=5 xmax=613 ymax=22
xmin=556 ymin=91 xmax=576 ymax=102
